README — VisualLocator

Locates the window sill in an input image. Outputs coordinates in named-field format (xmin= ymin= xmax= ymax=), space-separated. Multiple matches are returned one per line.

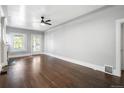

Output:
xmin=9 ymin=49 xmax=27 ymax=52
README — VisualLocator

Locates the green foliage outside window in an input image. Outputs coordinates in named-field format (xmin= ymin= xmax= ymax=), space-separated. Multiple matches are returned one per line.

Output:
xmin=13 ymin=35 xmax=24 ymax=49
xmin=32 ymin=36 xmax=41 ymax=51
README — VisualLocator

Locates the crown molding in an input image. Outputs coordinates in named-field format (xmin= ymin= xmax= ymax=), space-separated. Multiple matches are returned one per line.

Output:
xmin=45 ymin=5 xmax=114 ymax=32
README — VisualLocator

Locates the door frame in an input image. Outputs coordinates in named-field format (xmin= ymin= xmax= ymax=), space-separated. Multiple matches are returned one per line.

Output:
xmin=115 ymin=18 xmax=124 ymax=77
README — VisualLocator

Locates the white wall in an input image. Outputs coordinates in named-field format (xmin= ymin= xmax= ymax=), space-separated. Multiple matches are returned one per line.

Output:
xmin=0 ymin=5 xmax=4 ymax=71
xmin=44 ymin=6 xmax=124 ymax=69
xmin=7 ymin=26 xmax=44 ymax=57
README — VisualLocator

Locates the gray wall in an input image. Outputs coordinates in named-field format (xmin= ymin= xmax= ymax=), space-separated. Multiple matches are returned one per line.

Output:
xmin=45 ymin=6 xmax=124 ymax=68
xmin=7 ymin=26 xmax=44 ymax=57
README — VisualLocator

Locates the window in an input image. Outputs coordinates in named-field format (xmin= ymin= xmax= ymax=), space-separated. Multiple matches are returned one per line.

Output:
xmin=9 ymin=33 xmax=27 ymax=51
xmin=13 ymin=34 xmax=24 ymax=49
xmin=32 ymin=35 xmax=41 ymax=52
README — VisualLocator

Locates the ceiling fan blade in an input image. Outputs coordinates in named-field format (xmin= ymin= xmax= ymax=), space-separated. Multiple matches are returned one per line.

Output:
xmin=45 ymin=22 xmax=52 ymax=25
xmin=45 ymin=20 xmax=51 ymax=22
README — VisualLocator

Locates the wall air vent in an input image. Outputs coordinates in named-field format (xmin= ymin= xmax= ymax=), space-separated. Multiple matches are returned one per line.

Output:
xmin=105 ymin=65 xmax=113 ymax=74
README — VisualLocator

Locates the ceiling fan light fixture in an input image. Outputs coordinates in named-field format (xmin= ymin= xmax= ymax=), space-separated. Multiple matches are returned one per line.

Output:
xmin=40 ymin=23 xmax=46 ymax=26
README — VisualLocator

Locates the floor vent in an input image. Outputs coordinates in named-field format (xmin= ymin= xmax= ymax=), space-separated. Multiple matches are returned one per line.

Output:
xmin=105 ymin=65 xmax=113 ymax=74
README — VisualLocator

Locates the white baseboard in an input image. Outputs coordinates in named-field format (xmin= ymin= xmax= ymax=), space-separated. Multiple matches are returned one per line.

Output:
xmin=9 ymin=53 xmax=43 ymax=58
xmin=44 ymin=52 xmax=117 ymax=76
xmin=44 ymin=53 xmax=104 ymax=72
xmin=9 ymin=54 xmax=31 ymax=58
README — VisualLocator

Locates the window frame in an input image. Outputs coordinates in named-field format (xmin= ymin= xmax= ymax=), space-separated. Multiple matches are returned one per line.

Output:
xmin=10 ymin=33 xmax=27 ymax=52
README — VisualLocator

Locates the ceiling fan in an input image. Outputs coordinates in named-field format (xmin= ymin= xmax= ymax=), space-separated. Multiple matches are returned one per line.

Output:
xmin=40 ymin=16 xmax=52 ymax=25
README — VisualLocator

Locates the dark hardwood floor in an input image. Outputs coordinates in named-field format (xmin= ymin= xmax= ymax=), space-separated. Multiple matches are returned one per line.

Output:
xmin=0 ymin=54 xmax=124 ymax=88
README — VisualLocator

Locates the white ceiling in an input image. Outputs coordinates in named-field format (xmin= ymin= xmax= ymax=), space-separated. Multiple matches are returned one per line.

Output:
xmin=3 ymin=5 xmax=104 ymax=31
